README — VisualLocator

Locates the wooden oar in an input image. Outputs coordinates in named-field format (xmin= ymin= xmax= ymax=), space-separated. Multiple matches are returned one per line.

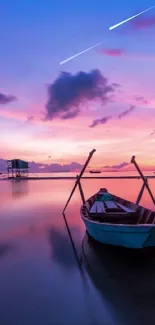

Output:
xmin=63 ymin=149 xmax=96 ymax=213
xmin=131 ymin=155 xmax=155 ymax=205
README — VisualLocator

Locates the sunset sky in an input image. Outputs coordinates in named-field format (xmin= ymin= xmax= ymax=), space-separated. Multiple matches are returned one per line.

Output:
xmin=0 ymin=0 xmax=155 ymax=169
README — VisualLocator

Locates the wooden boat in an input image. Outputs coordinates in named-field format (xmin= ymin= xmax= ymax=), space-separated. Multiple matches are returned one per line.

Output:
xmin=80 ymin=188 xmax=155 ymax=249
xmin=63 ymin=150 xmax=155 ymax=249
xmin=89 ymin=170 xmax=101 ymax=174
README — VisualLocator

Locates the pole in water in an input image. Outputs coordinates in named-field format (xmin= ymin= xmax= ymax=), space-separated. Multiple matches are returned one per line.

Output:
xmin=63 ymin=149 xmax=96 ymax=213
xmin=131 ymin=155 xmax=155 ymax=205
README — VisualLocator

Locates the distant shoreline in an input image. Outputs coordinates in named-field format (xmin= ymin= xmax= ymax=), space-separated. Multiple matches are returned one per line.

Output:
xmin=1 ymin=175 xmax=155 ymax=181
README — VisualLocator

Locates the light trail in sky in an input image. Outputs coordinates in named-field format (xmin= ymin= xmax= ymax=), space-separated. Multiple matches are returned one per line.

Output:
xmin=60 ymin=40 xmax=107 ymax=65
xmin=60 ymin=5 xmax=155 ymax=65
xmin=109 ymin=5 xmax=155 ymax=30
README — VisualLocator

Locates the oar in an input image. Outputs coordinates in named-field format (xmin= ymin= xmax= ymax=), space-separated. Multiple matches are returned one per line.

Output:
xmin=63 ymin=149 xmax=96 ymax=213
xmin=131 ymin=156 xmax=155 ymax=205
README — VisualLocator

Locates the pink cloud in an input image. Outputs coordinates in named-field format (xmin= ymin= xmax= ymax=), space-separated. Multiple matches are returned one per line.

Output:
xmin=98 ymin=48 xmax=155 ymax=61
xmin=98 ymin=48 xmax=124 ymax=57
xmin=130 ymin=16 xmax=155 ymax=30
xmin=150 ymin=130 xmax=155 ymax=136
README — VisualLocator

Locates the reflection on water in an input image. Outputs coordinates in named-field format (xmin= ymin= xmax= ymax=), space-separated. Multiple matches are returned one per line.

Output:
xmin=48 ymin=226 xmax=81 ymax=271
xmin=82 ymin=232 xmax=155 ymax=325
xmin=0 ymin=242 xmax=13 ymax=260
xmin=0 ymin=178 xmax=155 ymax=325
xmin=11 ymin=180 xmax=29 ymax=198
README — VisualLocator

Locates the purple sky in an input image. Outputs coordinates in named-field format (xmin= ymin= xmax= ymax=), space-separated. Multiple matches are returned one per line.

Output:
xmin=0 ymin=0 xmax=155 ymax=168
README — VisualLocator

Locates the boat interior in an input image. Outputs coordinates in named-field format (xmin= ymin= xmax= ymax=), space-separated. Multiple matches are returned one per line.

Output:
xmin=81 ymin=188 xmax=155 ymax=225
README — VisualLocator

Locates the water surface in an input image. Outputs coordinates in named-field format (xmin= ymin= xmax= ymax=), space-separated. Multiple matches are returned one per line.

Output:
xmin=0 ymin=177 xmax=155 ymax=325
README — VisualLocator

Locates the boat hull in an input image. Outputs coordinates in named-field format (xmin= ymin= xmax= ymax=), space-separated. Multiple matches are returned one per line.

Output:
xmin=81 ymin=216 xmax=155 ymax=249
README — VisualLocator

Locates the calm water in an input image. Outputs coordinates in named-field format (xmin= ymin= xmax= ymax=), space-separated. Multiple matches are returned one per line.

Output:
xmin=0 ymin=177 xmax=155 ymax=325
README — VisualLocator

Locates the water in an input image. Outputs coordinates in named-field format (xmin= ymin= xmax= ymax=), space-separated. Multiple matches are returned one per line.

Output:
xmin=0 ymin=176 xmax=155 ymax=325
xmin=1 ymin=171 xmax=155 ymax=180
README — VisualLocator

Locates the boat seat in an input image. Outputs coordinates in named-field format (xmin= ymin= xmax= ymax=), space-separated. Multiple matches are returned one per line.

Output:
xmin=90 ymin=201 xmax=105 ymax=214
xmin=116 ymin=202 xmax=135 ymax=213
xmin=104 ymin=201 xmax=120 ymax=211
xmin=89 ymin=200 xmax=138 ymax=224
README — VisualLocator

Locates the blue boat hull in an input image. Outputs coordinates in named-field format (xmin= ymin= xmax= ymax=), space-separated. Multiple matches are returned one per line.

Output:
xmin=82 ymin=216 xmax=155 ymax=249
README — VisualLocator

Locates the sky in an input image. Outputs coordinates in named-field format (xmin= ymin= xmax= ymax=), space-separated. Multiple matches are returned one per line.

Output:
xmin=0 ymin=0 xmax=155 ymax=170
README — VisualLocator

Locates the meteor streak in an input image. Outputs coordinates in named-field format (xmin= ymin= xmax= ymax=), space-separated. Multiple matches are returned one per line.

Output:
xmin=60 ymin=5 xmax=155 ymax=65
xmin=109 ymin=5 xmax=155 ymax=30
xmin=60 ymin=40 xmax=106 ymax=65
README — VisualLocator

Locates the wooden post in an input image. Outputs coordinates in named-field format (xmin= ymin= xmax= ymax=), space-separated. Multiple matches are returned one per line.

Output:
xmin=131 ymin=155 xmax=155 ymax=205
xmin=77 ymin=175 xmax=85 ymax=205
xmin=63 ymin=149 xmax=96 ymax=213
xmin=136 ymin=177 xmax=147 ymax=205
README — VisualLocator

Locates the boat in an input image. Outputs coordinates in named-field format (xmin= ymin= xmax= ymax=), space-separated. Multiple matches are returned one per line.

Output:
xmin=89 ymin=170 xmax=101 ymax=174
xmin=80 ymin=188 xmax=155 ymax=249
xmin=63 ymin=149 xmax=155 ymax=249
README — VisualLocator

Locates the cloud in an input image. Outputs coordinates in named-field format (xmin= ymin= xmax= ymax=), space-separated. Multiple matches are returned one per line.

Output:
xmin=117 ymin=105 xmax=135 ymax=119
xmin=150 ymin=130 xmax=155 ymax=136
xmin=98 ymin=48 xmax=124 ymax=57
xmin=45 ymin=70 xmax=117 ymax=120
xmin=130 ymin=16 xmax=155 ymax=30
xmin=98 ymin=48 xmax=155 ymax=61
xmin=27 ymin=115 xmax=34 ymax=122
xmin=89 ymin=104 xmax=136 ymax=128
xmin=29 ymin=161 xmax=83 ymax=172
xmin=103 ymin=162 xmax=129 ymax=169
xmin=0 ymin=93 xmax=16 ymax=105
xmin=0 ymin=158 xmax=84 ymax=173
xmin=90 ymin=116 xmax=112 ymax=128
xmin=25 ymin=115 xmax=35 ymax=123
xmin=135 ymin=96 xmax=148 ymax=105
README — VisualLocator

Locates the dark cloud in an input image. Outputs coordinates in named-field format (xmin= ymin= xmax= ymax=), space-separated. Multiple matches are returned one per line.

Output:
xmin=98 ymin=48 xmax=124 ymax=57
xmin=90 ymin=116 xmax=112 ymax=128
xmin=130 ymin=16 xmax=155 ymax=30
xmin=135 ymin=96 xmax=148 ymax=105
xmin=0 ymin=93 xmax=16 ymax=105
xmin=117 ymin=105 xmax=135 ymax=119
xmin=112 ymin=83 xmax=121 ymax=88
xmin=90 ymin=104 xmax=135 ymax=128
xmin=45 ymin=70 xmax=117 ymax=120
xmin=104 ymin=162 xmax=129 ymax=169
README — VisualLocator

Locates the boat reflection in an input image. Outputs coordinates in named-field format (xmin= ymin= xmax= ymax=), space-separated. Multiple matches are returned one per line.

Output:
xmin=0 ymin=242 xmax=13 ymax=260
xmin=82 ymin=232 xmax=155 ymax=325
